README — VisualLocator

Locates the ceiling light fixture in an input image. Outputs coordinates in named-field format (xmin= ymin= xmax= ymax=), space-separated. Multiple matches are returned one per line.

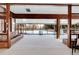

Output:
xmin=26 ymin=8 xmax=31 ymax=12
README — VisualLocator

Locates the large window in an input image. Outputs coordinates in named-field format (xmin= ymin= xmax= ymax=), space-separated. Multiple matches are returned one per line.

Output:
xmin=15 ymin=19 xmax=56 ymax=35
xmin=0 ymin=5 xmax=7 ymax=41
xmin=71 ymin=19 xmax=79 ymax=40
xmin=60 ymin=19 xmax=68 ymax=39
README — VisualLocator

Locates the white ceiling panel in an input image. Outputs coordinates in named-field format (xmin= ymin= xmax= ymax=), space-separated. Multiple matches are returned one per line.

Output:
xmin=72 ymin=6 xmax=79 ymax=13
xmin=1 ymin=4 xmax=79 ymax=14
xmin=10 ymin=5 xmax=68 ymax=14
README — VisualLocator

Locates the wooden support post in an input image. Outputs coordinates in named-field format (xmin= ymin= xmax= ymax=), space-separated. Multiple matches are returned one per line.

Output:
xmin=10 ymin=17 xmax=12 ymax=32
xmin=68 ymin=5 xmax=72 ymax=47
xmin=14 ymin=18 xmax=16 ymax=31
xmin=56 ymin=17 xmax=60 ymax=39
xmin=6 ymin=3 xmax=11 ymax=48
xmin=3 ymin=19 xmax=6 ymax=33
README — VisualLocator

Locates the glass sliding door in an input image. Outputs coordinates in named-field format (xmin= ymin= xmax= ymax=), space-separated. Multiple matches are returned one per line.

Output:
xmin=71 ymin=19 xmax=79 ymax=40
xmin=60 ymin=19 xmax=68 ymax=40
xmin=0 ymin=5 xmax=7 ymax=41
xmin=16 ymin=19 xmax=56 ymax=35
xmin=71 ymin=6 xmax=79 ymax=41
xmin=16 ymin=23 xmax=56 ymax=35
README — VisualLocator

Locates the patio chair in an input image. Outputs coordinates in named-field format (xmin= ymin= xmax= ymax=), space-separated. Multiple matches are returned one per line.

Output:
xmin=72 ymin=38 xmax=79 ymax=55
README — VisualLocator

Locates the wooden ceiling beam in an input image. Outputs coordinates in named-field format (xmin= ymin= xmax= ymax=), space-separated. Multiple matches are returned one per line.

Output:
xmin=12 ymin=14 xmax=58 ymax=19
xmin=0 ymin=3 xmax=68 ymax=6
xmin=0 ymin=5 xmax=14 ymax=18
xmin=12 ymin=13 xmax=79 ymax=19
xmin=0 ymin=6 xmax=6 ymax=11
xmin=1 ymin=13 xmax=79 ymax=19
xmin=0 ymin=3 xmax=79 ymax=6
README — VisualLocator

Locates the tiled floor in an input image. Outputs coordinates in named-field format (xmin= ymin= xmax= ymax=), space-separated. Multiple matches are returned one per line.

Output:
xmin=0 ymin=35 xmax=73 ymax=55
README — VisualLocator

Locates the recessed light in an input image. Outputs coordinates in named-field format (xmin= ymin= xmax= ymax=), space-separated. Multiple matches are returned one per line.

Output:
xmin=26 ymin=8 xmax=31 ymax=12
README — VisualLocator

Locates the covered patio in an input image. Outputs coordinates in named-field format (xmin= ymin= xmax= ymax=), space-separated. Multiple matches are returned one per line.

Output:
xmin=0 ymin=3 xmax=79 ymax=55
